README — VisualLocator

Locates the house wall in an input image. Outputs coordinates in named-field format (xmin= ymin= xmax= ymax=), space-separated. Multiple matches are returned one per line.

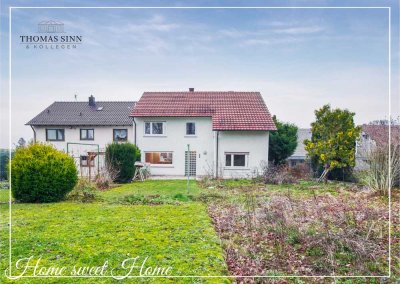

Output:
xmin=134 ymin=117 xmax=270 ymax=178
xmin=33 ymin=125 xmax=134 ymax=152
xmin=32 ymin=125 xmax=134 ymax=177
xmin=217 ymin=131 xmax=269 ymax=178
xmin=134 ymin=117 xmax=215 ymax=176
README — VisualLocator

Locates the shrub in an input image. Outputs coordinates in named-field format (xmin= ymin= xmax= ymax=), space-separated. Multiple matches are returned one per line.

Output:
xmin=67 ymin=178 xmax=97 ymax=202
xmin=95 ymin=174 xmax=110 ymax=190
xmin=289 ymin=163 xmax=312 ymax=180
xmin=105 ymin=143 xmax=140 ymax=183
xmin=361 ymin=144 xmax=400 ymax=195
xmin=0 ymin=149 xmax=12 ymax=180
xmin=263 ymin=164 xmax=296 ymax=184
xmin=11 ymin=143 xmax=78 ymax=202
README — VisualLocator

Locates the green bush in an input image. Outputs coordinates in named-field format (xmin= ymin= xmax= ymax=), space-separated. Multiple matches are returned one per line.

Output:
xmin=0 ymin=149 xmax=13 ymax=180
xmin=67 ymin=178 xmax=97 ymax=203
xmin=11 ymin=143 xmax=78 ymax=203
xmin=105 ymin=143 xmax=140 ymax=183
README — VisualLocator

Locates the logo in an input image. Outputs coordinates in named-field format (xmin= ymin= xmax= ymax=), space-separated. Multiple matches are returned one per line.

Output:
xmin=20 ymin=20 xmax=83 ymax=50
xmin=38 ymin=20 xmax=64 ymax=33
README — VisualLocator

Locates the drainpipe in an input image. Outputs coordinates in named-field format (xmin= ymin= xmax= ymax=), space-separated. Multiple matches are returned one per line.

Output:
xmin=132 ymin=117 xmax=137 ymax=145
xmin=216 ymin=130 xmax=219 ymax=179
xmin=30 ymin=125 xmax=36 ymax=143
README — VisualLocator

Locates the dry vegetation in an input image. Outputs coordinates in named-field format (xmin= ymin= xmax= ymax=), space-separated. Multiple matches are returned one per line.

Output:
xmin=201 ymin=180 xmax=395 ymax=282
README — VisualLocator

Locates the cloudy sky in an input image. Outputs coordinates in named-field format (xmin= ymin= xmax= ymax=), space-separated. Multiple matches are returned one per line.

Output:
xmin=0 ymin=0 xmax=399 ymax=148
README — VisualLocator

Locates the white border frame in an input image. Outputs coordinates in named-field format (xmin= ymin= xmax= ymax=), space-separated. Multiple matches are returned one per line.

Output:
xmin=6 ymin=5 xmax=392 ymax=280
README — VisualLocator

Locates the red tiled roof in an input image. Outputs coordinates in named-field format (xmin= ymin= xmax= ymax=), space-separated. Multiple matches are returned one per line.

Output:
xmin=130 ymin=91 xmax=276 ymax=131
xmin=362 ymin=124 xmax=400 ymax=146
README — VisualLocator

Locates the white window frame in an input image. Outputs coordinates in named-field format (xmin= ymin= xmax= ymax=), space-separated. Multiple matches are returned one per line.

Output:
xmin=185 ymin=122 xmax=196 ymax=136
xmin=144 ymin=121 xmax=166 ymax=136
xmin=224 ymin=152 xmax=249 ymax=168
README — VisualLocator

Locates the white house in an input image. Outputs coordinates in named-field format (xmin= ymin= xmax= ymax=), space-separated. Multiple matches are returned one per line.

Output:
xmin=287 ymin=128 xmax=312 ymax=168
xmin=26 ymin=96 xmax=136 ymax=176
xmin=131 ymin=89 xmax=276 ymax=178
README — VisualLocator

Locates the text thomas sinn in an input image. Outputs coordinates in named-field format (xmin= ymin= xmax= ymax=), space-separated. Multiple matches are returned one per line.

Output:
xmin=20 ymin=35 xmax=82 ymax=49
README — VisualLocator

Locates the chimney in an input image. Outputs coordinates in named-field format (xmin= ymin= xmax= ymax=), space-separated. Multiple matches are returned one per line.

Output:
xmin=89 ymin=95 xmax=95 ymax=107
xmin=189 ymin=88 xmax=195 ymax=92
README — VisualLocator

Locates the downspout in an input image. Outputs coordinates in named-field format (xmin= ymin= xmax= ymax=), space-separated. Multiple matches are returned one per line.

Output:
xmin=216 ymin=130 xmax=219 ymax=179
xmin=30 ymin=125 xmax=36 ymax=143
xmin=132 ymin=117 xmax=137 ymax=145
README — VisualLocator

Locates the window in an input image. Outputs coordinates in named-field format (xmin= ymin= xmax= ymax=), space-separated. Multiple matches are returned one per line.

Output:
xmin=186 ymin=122 xmax=196 ymax=135
xmin=225 ymin=153 xmax=249 ymax=168
xmin=80 ymin=155 xmax=95 ymax=167
xmin=113 ymin=129 xmax=128 ymax=141
xmin=144 ymin=122 xmax=165 ymax=135
xmin=80 ymin=129 xmax=94 ymax=140
xmin=145 ymin=152 xmax=173 ymax=165
xmin=46 ymin=129 xmax=64 ymax=141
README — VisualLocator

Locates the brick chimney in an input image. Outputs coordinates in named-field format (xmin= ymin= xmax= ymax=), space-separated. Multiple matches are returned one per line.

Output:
xmin=89 ymin=95 xmax=96 ymax=106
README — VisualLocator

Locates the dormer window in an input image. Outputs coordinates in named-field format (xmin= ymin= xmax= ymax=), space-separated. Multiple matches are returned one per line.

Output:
xmin=144 ymin=122 xmax=165 ymax=136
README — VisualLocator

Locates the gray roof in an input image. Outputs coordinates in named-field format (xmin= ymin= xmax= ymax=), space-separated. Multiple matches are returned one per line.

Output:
xmin=26 ymin=101 xmax=136 ymax=126
xmin=288 ymin=128 xmax=312 ymax=160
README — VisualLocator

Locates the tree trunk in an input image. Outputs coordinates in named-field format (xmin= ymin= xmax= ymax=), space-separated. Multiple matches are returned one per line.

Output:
xmin=324 ymin=164 xmax=329 ymax=184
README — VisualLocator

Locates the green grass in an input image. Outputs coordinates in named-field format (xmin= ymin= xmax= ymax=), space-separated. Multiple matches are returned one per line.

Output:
xmin=99 ymin=180 xmax=202 ymax=204
xmin=0 ymin=190 xmax=11 ymax=203
xmin=0 ymin=180 xmax=229 ymax=283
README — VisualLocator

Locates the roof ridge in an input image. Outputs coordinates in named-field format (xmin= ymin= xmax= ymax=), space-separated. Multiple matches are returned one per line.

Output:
xmin=53 ymin=101 xmax=136 ymax=103
xmin=143 ymin=91 xmax=260 ymax=93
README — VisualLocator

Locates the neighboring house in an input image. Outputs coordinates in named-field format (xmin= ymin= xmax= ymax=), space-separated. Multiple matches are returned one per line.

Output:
xmin=356 ymin=124 xmax=400 ymax=170
xmin=287 ymin=128 xmax=312 ymax=167
xmin=130 ymin=89 xmax=276 ymax=178
xmin=26 ymin=96 xmax=135 ymax=176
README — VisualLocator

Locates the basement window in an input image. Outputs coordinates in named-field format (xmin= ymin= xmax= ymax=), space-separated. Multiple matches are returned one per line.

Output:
xmin=80 ymin=155 xmax=95 ymax=167
xmin=225 ymin=153 xmax=249 ymax=168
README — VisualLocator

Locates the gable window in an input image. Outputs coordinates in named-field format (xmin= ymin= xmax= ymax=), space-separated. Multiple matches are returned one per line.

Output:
xmin=80 ymin=129 xmax=94 ymax=140
xmin=46 ymin=129 xmax=64 ymax=141
xmin=225 ymin=153 xmax=249 ymax=168
xmin=113 ymin=129 xmax=128 ymax=141
xmin=145 ymin=152 xmax=173 ymax=165
xmin=186 ymin=122 xmax=196 ymax=136
xmin=144 ymin=122 xmax=165 ymax=135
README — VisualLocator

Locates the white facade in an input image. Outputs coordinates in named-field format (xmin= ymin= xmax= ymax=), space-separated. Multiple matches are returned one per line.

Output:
xmin=33 ymin=125 xmax=134 ymax=152
xmin=134 ymin=117 xmax=269 ymax=178
xmin=32 ymin=125 xmax=134 ymax=177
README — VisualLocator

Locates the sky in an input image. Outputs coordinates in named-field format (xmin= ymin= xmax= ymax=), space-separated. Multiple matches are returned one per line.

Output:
xmin=0 ymin=0 xmax=399 ymax=148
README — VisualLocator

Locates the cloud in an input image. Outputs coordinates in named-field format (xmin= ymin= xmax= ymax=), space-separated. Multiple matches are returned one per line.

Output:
xmin=272 ymin=26 xmax=325 ymax=35
xmin=218 ymin=22 xmax=326 ymax=47
xmin=241 ymin=37 xmax=301 ymax=46
xmin=106 ymin=14 xmax=180 ymax=35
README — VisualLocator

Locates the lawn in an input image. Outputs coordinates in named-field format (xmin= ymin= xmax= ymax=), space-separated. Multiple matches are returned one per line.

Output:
xmin=0 ymin=180 xmax=228 ymax=283
xmin=99 ymin=179 xmax=202 ymax=204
